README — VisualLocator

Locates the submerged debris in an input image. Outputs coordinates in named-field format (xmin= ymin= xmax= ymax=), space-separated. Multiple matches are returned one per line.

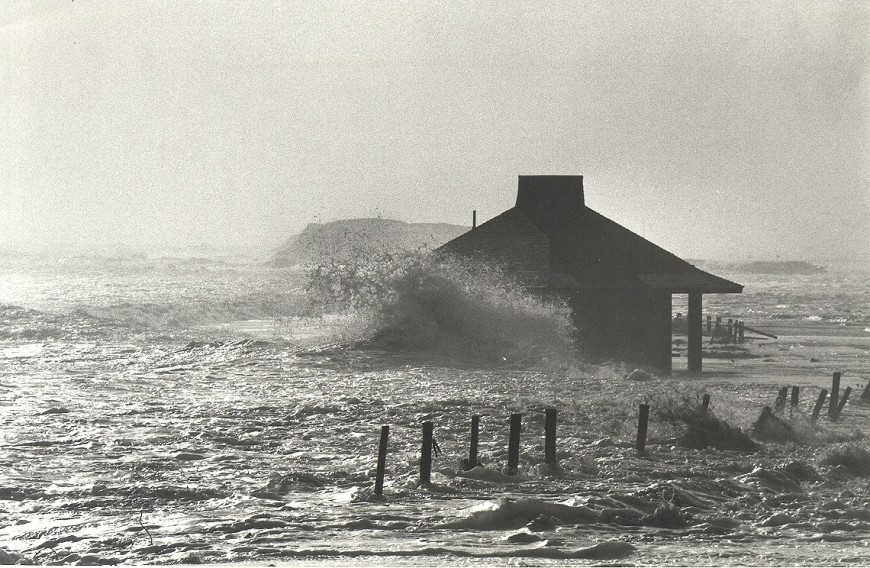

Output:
xmin=252 ymin=472 xmax=326 ymax=499
xmin=656 ymin=404 xmax=760 ymax=453
xmin=752 ymin=407 xmax=800 ymax=444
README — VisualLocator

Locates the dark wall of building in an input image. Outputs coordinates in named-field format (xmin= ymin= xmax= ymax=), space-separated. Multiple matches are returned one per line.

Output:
xmin=568 ymin=290 xmax=672 ymax=372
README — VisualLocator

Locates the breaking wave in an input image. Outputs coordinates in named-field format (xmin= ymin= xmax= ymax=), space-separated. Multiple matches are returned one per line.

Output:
xmin=306 ymin=252 xmax=576 ymax=364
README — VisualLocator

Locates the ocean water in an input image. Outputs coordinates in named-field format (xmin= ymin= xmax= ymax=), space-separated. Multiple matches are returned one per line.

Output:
xmin=1 ymin=251 xmax=868 ymax=565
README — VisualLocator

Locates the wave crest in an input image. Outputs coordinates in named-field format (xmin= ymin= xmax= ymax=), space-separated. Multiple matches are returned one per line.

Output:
xmin=306 ymin=252 xmax=576 ymax=364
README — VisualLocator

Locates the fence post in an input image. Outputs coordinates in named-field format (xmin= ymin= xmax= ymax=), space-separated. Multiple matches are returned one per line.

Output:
xmin=420 ymin=421 xmax=433 ymax=486
xmin=544 ymin=408 xmax=557 ymax=464
xmin=738 ymin=321 xmax=745 ymax=342
xmin=811 ymin=389 xmax=828 ymax=422
xmin=829 ymin=372 xmax=841 ymax=418
xmin=375 ymin=425 xmax=389 ymax=497
xmin=706 ymin=315 xmax=712 ymax=334
xmin=833 ymin=387 xmax=852 ymax=421
xmin=636 ymin=404 xmax=650 ymax=452
xmin=507 ymin=413 xmax=522 ymax=473
xmin=465 ymin=415 xmax=480 ymax=470
xmin=774 ymin=387 xmax=788 ymax=413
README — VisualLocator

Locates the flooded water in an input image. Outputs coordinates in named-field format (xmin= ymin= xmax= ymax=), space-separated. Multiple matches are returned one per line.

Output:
xmin=1 ymin=252 xmax=868 ymax=565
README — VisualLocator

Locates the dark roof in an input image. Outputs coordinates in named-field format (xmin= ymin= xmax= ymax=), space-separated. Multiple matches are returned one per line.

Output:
xmin=437 ymin=176 xmax=743 ymax=294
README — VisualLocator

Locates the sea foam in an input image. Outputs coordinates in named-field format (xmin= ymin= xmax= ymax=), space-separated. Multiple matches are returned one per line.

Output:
xmin=306 ymin=251 xmax=576 ymax=365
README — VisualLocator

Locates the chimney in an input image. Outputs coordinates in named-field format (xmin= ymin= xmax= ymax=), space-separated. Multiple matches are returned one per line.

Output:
xmin=515 ymin=176 xmax=584 ymax=217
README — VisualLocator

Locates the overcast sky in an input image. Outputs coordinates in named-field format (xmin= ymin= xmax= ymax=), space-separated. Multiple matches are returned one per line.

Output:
xmin=1 ymin=1 xmax=867 ymax=261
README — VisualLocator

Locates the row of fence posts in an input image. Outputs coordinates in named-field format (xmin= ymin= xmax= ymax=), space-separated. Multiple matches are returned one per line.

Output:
xmin=706 ymin=315 xmax=745 ymax=343
xmin=373 ymin=371 xmax=865 ymax=496
xmin=374 ymin=409 xmax=561 ymax=496
xmin=769 ymin=371 xmax=856 ymax=421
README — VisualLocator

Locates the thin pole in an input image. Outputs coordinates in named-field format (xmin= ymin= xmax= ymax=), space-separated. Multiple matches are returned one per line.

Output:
xmin=507 ymin=413 xmax=522 ymax=472
xmin=688 ymin=293 xmax=702 ymax=372
xmin=829 ymin=372 xmax=841 ymax=418
xmin=636 ymin=404 xmax=650 ymax=452
xmin=466 ymin=415 xmax=479 ymax=470
xmin=811 ymin=389 xmax=828 ymax=422
xmin=544 ymin=408 xmax=557 ymax=464
xmin=774 ymin=387 xmax=788 ymax=413
xmin=420 ymin=421 xmax=433 ymax=486
xmin=833 ymin=387 xmax=852 ymax=421
xmin=375 ymin=425 xmax=389 ymax=497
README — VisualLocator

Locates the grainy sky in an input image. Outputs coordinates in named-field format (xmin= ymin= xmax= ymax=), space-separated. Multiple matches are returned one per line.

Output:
xmin=1 ymin=1 xmax=868 ymax=261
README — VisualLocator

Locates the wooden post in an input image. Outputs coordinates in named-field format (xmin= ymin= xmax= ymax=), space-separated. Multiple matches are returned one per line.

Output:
xmin=466 ymin=415 xmax=480 ymax=470
xmin=706 ymin=315 xmax=712 ymax=334
xmin=702 ymin=394 xmax=711 ymax=412
xmin=774 ymin=387 xmax=788 ymax=412
xmin=688 ymin=292 xmax=703 ymax=372
xmin=811 ymin=389 xmax=828 ymax=422
xmin=420 ymin=421 xmax=433 ymax=486
xmin=790 ymin=386 xmax=799 ymax=407
xmin=472 ymin=210 xmax=477 ymax=229
xmin=829 ymin=372 xmax=841 ymax=418
xmin=738 ymin=321 xmax=745 ymax=343
xmin=507 ymin=413 xmax=522 ymax=472
xmin=375 ymin=425 xmax=389 ymax=497
xmin=636 ymin=404 xmax=650 ymax=452
xmin=861 ymin=382 xmax=870 ymax=402
xmin=727 ymin=319 xmax=733 ymax=343
xmin=833 ymin=387 xmax=852 ymax=421
xmin=544 ymin=408 xmax=557 ymax=464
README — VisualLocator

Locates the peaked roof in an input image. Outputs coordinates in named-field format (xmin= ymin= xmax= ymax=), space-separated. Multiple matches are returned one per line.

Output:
xmin=437 ymin=176 xmax=743 ymax=294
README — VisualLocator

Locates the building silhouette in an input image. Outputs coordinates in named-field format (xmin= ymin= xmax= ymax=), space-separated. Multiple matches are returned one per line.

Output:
xmin=437 ymin=175 xmax=743 ymax=373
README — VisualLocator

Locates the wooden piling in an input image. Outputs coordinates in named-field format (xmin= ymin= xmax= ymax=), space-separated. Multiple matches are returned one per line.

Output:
xmin=706 ymin=315 xmax=712 ymax=333
xmin=375 ymin=425 xmax=389 ymax=497
xmin=833 ymin=387 xmax=852 ymax=421
xmin=738 ymin=321 xmax=745 ymax=342
xmin=466 ymin=415 xmax=480 ymax=470
xmin=727 ymin=319 xmax=733 ymax=343
xmin=790 ymin=386 xmax=799 ymax=407
xmin=811 ymin=389 xmax=828 ymax=422
xmin=862 ymin=382 xmax=870 ymax=402
xmin=507 ymin=413 xmax=522 ymax=472
xmin=544 ymin=408 xmax=557 ymax=464
xmin=420 ymin=421 xmax=433 ymax=486
xmin=688 ymin=293 xmax=703 ymax=372
xmin=636 ymin=404 xmax=650 ymax=452
xmin=774 ymin=387 xmax=788 ymax=412
xmin=472 ymin=210 xmax=477 ymax=229
xmin=702 ymin=394 xmax=710 ymax=412
xmin=829 ymin=372 xmax=841 ymax=418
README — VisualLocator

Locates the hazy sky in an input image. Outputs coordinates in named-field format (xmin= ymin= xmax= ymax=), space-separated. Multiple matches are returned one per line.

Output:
xmin=2 ymin=1 xmax=868 ymax=261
